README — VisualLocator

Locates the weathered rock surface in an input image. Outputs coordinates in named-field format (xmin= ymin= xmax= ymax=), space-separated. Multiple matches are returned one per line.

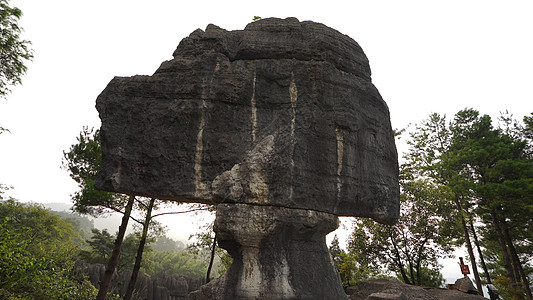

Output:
xmin=73 ymin=261 xmax=204 ymax=299
xmin=73 ymin=261 xmax=111 ymax=290
xmin=348 ymin=279 xmax=486 ymax=300
xmin=189 ymin=203 xmax=345 ymax=299
xmin=95 ymin=17 xmax=399 ymax=223
xmin=96 ymin=17 xmax=400 ymax=299
xmin=454 ymin=277 xmax=478 ymax=294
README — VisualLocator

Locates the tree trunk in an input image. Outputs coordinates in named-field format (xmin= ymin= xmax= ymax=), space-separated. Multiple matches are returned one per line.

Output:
xmin=124 ymin=197 xmax=155 ymax=300
xmin=390 ymin=233 xmax=411 ymax=285
xmin=455 ymin=199 xmax=483 ymax=295
xmin=490 ymin=209 xmax=517 ymax=285
xmin=415 ymin=236 xmax=428 ymax=286
xmin=206 ymin=234 xmax=217 ymax=283
xmin=97 ymin=195 xmax=136 ymax=300
xmin=469 ymin=219 xmax=492 ymax=284
xmin=503 ymin=224 xmax=533 ymax=299
xmin=407 ymin=253 xmax=416 ymax=285
xmin=415 ymin=258 xmax=422 ymax=286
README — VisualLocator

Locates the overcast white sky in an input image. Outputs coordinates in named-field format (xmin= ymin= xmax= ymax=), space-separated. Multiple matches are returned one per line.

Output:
xmin=1 ymin=0 xmax=532 ymax=283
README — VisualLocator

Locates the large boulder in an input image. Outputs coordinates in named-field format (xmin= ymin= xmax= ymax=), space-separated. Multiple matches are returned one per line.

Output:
xmin=95 ymin=17 xmax=399 ymax=223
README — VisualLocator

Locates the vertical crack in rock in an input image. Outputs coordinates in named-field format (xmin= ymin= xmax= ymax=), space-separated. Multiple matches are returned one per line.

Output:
xmin=335 ymin=126 xmax=344 ymax=209
xmin=194 ymin=92 xmax=207 ymax=198
xmin=251 ymin=71 xmax=258 ymax=143
xmin=289 ymin=73 xmax=298 ymax=202
xmin=194 ymin=62 xmax=220 ymax=199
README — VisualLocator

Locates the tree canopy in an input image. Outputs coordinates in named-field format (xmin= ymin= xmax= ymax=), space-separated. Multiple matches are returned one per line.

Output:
xmin=0 ymin=0 xmax=33 ymax=98
xmin=0 ymin=199 xmax=97 ymax=299
xmin=335 ymin=108 xmax=532 ymax=298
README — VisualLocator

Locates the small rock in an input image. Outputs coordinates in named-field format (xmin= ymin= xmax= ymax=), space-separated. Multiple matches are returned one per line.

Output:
xmin=368 ymin=292 xmax=407 ymax=300
xmin=454 ymin=277 xmax=478 ymax=294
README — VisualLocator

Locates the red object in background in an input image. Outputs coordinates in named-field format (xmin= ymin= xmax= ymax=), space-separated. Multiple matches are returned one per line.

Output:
xmin=461 ymin=264 xmax=470 ymax=275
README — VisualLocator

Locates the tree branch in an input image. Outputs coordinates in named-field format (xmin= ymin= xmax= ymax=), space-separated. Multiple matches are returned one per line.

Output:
xmin=152 ymin=207 xmax=210 ymax=218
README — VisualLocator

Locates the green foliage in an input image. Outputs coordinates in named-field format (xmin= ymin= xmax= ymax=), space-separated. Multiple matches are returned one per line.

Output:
xmin=218 ymin=251 xmax=233 ymax=276
xmin=152 ymin=235 xmax=185 ymax=252
xmin=120 ymin=232 xmax=155 ymax=272
xmin=0 ymin=183 xmax=12 ymax=200
xmin=253 ymin=16 xmax=261 ymax=21
xmin=79 ymin=228 xmax=155 ymax=273
xmin=143 ymin=250 xmax=207 ymax=278
xmin=62 ymin=127 xmax=128 ymax=216
xmin=345 ymin=163 xmax=454 ymax=287
xmin=0 ymin=200 xmax=97 ymax=299
xmin=329 ymin=234 xmax=377 ymax=285
xmin=328 ymin=235 xmax=344 ymax=270
xmin=79 ymin=228 xmax=115 ymax=264
xmin=493 ymin=275 xmax=527 ymax=300
xmin=401 ymin=108 xmax=533 ymax=295
xmin=0 ymin=198 xmax=78 ymax=257
xmin=188 ymin=224 xmax=230 ymax=277
xmin=52 ymin=210 xmax=95 ymax=242
xmin=0 ymin=0 xmax=33 ymax=98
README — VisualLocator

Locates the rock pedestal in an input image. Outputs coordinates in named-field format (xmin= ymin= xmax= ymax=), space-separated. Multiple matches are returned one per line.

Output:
xmin=189 ymin=203 xmax=346 ymax=299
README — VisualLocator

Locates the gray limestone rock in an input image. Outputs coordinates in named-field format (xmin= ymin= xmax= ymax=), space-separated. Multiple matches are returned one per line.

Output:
xmin=149 ymin=274 xmax=189 ymax=299
xmin=368 ymin=292 xmax=407 ymax=300
xmin=189 ymin=203 xmax=346 ymax=299
xmin=349 ymin=279 xmax=486 ymax=300
xmin=96 ymin=17 xmax=401 ymax=299
xmin=454 ymin=277 xmax=479 ymax=294
xmin=95 ymin=17 xmax=399 ymax=223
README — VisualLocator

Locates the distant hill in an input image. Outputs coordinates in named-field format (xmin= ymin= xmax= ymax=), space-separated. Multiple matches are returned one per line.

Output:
xmin=43 ymin=202 xmax=127 ymax=235
xmin=42 ymin=202 xmax=195 ymax=246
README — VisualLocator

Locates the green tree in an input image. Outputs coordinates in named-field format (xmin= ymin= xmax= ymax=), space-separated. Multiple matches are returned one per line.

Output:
xmin=188 ymin=224 xmax=231 ymax=278
xmin=443 ymin=109 xmax=533 ymax=298
xmin=0 ymin=0 xmax=33 ymax=98
xmin=346 ymin=161 xmax=455 ymax=287
xmin=329 ymin=235 xmax=344 ymax=271
xmin=143 ymin=250 xmax=208 ymax=278
xmin=124 ymin=197 xmax=156 ymax=300
xmin=405 ymin=108 xmax=533 ymax=297
xmin=0 ymin=200 xmax=97 ymax=299
xmin=0 ymin=183 xmax=11 ymax=200
xmin=52 ymin=210 xmax=95 ymax=243
xmin=63 ymin=127 xmax=209 ymax=298
xmin=79 ymin=228 xmax=115 ymax=264
xmin=405 ymin=111 xmax=486 ymax=293
xmin=62 ymin=126 xmax=136 ymax=299
xmin=62 ymin=127 xmax=129 ymax=216
xmin=152 ymin=235 xmax=185 ymax=252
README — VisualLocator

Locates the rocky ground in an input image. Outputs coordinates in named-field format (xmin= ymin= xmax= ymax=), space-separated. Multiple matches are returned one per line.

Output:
xmin=347 ymin=279 xmax=486 ymax=300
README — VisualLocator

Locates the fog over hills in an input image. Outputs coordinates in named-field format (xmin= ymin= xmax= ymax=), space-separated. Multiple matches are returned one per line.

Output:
xmin=42 ymin=202 xmax=210 ymax=246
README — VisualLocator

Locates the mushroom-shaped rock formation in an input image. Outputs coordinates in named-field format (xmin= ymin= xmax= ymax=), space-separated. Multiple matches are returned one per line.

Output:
xmin=96 ymin=17 xmax=399 ymax=299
